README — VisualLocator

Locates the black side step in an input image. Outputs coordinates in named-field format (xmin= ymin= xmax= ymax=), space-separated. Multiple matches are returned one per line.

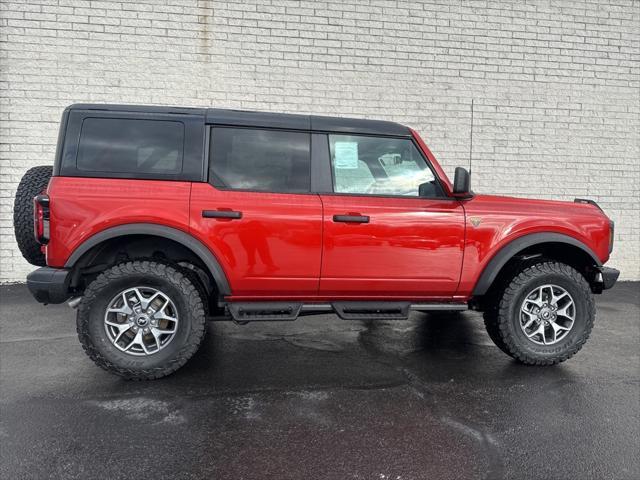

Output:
xmin=228 ymin=302 xmax=302 ymax=321
xmin=216 ymin=301 xmax=468 ymax=323
xmin=332 ymin=302 xmax=410 ymax=320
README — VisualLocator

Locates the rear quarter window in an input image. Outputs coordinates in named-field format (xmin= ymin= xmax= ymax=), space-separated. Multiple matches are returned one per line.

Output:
xmin=77 ymin=118 xmax=184 ymax=175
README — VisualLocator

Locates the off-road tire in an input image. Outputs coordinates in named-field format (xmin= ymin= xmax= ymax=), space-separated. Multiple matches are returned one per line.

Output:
xmin=77 ymin=260 xmax=207 ymax=380
xmin=483 ymin=309 xmax=510 ymax=355
xmin=485 ymin=261 xmax=595 ymax=365
xmin=13 ymin=165 xmax=53 ymax=266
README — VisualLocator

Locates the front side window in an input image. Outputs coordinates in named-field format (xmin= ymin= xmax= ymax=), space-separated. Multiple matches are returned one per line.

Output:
xmin=329 ymin=135 xmax=443 ymax=197
xmin=77 ymin=118 xmax=184 ymax=174
xmin=210 ymin=127 xmax=311 ymax=193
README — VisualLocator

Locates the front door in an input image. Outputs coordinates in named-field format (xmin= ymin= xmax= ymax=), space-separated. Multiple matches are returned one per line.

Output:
xmin=319 ymin=134 xmax=465 ymax=299
xmin=190 ymin=127 xmax=322 ymax=298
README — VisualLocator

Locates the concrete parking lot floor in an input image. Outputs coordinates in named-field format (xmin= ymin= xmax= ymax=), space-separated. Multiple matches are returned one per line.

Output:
xmin=1 ymin=283 xmax=638 ymax=480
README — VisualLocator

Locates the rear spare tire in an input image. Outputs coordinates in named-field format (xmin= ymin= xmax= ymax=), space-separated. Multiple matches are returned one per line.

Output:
xmin=13 ymin=165 xmax=52 ymax=266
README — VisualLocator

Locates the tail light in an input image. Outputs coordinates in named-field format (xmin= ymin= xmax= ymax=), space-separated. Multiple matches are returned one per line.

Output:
xmin=33 ymin=194 xmax=50 ymax=245
xmin=609 ymin=220 xmax=615 ymax=254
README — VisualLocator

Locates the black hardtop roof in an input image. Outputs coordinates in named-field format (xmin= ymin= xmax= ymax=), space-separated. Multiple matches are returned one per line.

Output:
xmin=67 ymin=103 xmax=411 ymax=137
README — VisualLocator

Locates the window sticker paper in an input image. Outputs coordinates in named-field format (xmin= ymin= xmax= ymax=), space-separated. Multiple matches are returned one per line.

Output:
xmin=334 ymin=142 xmax=359 ymax=169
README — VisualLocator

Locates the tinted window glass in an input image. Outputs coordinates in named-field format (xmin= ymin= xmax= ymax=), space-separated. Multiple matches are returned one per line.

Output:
xmin=329 ymin=135 xmax=442 ymax=197
xmin=77 ymin=118 xmax=184 ymax=174
xmin=210 ymin=128 xmax=310 ymax=193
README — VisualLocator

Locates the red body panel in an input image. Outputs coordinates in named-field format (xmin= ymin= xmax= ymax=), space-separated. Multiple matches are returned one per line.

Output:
xmin=455 ymin=194 xmax=611 ymax=297
xmin=189 ymin=183 xmax=323 ymax=297
xmin=46 ymin=177 xmax=191 ymax=268
xmin=45 ymin=132 xmax=613 ymax=303
xmin=319 ymin=195 xmax=465 ymax=299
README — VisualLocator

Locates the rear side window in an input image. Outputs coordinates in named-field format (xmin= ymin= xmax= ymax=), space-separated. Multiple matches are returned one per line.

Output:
xmin=209 ymin=127 xmax=310 ymax=193
xmin=77 ymin=118 xmax=184 ymax=175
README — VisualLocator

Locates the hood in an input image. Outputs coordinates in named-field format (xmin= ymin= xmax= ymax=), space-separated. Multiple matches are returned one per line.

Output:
xmin=468 ymin=194 xmax=608 ymax=218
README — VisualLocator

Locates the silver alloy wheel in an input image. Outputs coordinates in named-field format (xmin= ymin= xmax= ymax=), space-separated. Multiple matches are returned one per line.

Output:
xmin=519 ymin=284 xmax=575 ymax=346
xmin=104 ymin=287 xmax=179 ymax=356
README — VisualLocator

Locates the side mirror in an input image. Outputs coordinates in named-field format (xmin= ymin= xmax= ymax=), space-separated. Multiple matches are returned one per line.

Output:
xmin=453 ymin=167 xmax=471 ymax=196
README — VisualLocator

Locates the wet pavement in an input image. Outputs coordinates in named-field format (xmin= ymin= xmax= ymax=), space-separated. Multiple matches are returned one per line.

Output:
xmin=1 ymin=282 xmax=638 ymax=480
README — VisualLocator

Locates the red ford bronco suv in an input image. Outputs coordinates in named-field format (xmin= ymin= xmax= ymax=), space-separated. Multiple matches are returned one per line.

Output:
xmin=14 ymin=104 xmax=619 ymax=380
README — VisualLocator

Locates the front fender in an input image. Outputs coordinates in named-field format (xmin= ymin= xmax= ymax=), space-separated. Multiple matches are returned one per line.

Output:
xmin=470 ymin=232 xmax=602 ymax=296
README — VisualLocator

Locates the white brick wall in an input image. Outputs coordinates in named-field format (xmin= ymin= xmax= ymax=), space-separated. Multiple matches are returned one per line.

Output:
xmin=1 ymin=0 xmax=638 ymax=282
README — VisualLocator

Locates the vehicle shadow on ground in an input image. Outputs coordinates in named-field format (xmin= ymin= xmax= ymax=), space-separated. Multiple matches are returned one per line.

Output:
xmin=2 ymin=284 xmax=638 ymax=480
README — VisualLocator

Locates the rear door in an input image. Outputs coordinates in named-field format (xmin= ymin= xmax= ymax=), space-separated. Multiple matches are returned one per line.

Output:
xmin=190 ymin=126 xmax=323 ymax=298
xmin=318 ymin=134 xmax=465 ymax=299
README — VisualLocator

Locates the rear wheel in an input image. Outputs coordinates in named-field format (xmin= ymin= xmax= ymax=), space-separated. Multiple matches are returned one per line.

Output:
xmin=13 ymin=165 xmax=52 ymax=266
xmin=484 ymin=261 xmax=595 ymax=365
xmin=77 ymin=260 xmax=206 ymax=380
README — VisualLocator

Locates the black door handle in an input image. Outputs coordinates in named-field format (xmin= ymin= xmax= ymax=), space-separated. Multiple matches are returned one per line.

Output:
xmin=333 ymin=214 xmax=369 ymax=224
xmin=202 ymin=210 xmax=242 ymax=219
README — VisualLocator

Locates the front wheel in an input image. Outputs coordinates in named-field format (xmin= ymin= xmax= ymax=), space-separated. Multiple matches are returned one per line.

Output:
xmin=484 ymin=261 xmax=595 ymax=365
xmin=77 ymin=261 xmax=206 ymax=380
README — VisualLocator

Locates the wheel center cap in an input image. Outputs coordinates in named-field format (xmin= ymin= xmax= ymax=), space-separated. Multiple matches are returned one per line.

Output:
xmin=540 ymin=308 xmax=552 ymax=320
xmin=136 ymin=314 xmax=150 ymax=327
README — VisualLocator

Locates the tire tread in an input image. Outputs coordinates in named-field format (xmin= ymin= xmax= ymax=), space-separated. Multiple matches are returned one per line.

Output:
xmin=13 ymin=165 xmax=53 ymax=266
xmin=487 ymin=260 xmax=595 ymax=365
xmin=76 ymin=260 xmax=206 ymax=380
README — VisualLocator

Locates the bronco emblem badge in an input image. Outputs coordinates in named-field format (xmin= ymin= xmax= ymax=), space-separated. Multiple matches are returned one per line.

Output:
xmin=470 ymin=217 xmax=482 ymax=227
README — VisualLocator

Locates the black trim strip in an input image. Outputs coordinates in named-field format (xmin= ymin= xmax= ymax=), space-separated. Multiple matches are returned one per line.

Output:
xmin=311 ymin=133 xmax=333 ymax=193
xmin=574 ymin=198 xmax=604 ymax=212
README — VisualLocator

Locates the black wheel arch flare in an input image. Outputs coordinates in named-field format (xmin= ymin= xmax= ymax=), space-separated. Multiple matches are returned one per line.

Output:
xmin=472 ymin=232 xmax=602 ymax=296
xmin=64 ymin=223 xmax=231 ymax=296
